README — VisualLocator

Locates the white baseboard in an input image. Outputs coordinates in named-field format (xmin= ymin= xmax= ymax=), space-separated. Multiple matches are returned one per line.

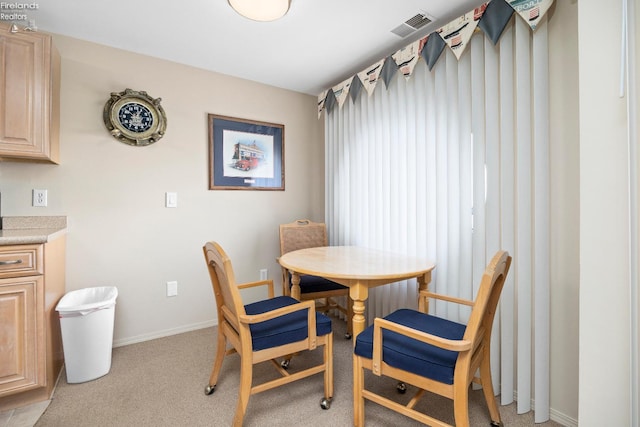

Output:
xmin=113 ymin=319 xmax=217 ymax=348
xmin=550 ymin=407 xmax=578 ymax=427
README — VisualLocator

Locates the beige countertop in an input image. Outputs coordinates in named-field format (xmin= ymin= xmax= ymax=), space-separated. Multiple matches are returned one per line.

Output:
xmin=0 ymin=216 xmax=67 ymax=245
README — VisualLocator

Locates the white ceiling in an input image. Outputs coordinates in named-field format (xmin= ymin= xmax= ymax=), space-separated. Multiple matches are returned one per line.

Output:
xmin=29 ymin=0 xmax=483 ymax=95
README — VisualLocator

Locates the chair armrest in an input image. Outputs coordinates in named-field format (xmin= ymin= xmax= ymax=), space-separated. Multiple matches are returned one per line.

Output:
xmin=419 ymin=291 xmax=474 ymax=307
xmin=371 ymin=317 xmax=471 ymax=376
xmin=238 ymin=299 xmax=314 ymax=323
xmin=238 ymin=279 xmax=274 ymax=299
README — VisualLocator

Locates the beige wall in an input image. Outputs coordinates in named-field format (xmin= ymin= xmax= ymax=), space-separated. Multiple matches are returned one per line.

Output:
xmin=548 ymin=1 xmax=579 ymax=424
xmin=0 ymin=34 xmax=325 ymax=346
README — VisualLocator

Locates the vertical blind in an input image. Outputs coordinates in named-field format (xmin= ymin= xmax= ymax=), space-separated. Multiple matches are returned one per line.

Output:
xmin=324 ymin=18 xmax=550 ymax=422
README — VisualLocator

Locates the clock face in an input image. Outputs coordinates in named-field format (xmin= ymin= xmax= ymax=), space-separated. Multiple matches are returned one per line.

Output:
xmin=118 ymin=102 xmax=154 ymax=133
xmin=103 ymin=89 xmax=167 ymax=146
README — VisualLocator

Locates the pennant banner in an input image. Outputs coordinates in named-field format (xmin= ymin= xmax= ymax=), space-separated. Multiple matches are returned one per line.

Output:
xmin=332 ymin=78 xmax=352 ymax=109
xmin=392 ymin=39 xmax=424 ymax=79
xmin=479 ymin=0 xmax=515 ymax=44
xmin=439 ymin=4 xmax=486 ymax=60
xmin=349 ymin=75 xmax=364 ymax=103
xmin=380 ymin=57 xmax=399 ymax=88
xmin=357 ymin=59 xmax=385 ymax=97
xmin=422 ymin=33 xmax=446 ymax=71
xmin=323 ymin=89 xmax=337 ymax=114
xmin=507 ymin=0 xmax=554 ymax=30
xmin=318 ymin=0 xmax=554 ymax=116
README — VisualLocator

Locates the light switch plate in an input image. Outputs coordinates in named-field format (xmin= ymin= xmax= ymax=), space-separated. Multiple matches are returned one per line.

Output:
xmin=165 ymin=192 xmax=177 ymax=208
xmin=167 ymin=281 xmax=178 ymax=297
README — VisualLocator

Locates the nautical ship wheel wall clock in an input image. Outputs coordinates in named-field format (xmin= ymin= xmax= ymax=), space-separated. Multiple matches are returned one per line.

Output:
xmin=103 ymin=88 xmax=167 ymax=146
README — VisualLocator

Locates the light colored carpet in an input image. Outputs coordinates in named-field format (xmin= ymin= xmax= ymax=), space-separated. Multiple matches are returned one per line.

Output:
xmin=36 ymin=318 xmax=562 ymax=426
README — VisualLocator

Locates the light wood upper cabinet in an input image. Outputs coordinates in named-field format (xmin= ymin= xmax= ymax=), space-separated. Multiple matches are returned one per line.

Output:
xmin=0 ymin=23 xmax=60 ymax=163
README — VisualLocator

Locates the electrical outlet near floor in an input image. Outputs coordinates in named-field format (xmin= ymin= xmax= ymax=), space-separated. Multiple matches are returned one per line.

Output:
xmin=167 ymin=281 xmax=178 ymax=297
xmin=259 ymin=269 xmax=268 ymax=281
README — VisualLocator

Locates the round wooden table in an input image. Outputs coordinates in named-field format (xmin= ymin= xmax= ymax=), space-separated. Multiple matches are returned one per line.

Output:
xmin=278 ymin=246 xmax=436 ymax=338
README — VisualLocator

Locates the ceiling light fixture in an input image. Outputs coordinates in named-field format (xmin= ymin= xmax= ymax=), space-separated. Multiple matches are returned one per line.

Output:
xmin=228 ymin=0 xmax=291 ymax=22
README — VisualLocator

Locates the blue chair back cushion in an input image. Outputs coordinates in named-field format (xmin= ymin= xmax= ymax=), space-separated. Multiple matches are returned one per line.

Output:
xmin=245 ymin=296 xmax=332 ymax=351
xmin=288 ymin=273 xmax=347 ymax=294
xmin=354 ymin=309 xmax=466 ymax=384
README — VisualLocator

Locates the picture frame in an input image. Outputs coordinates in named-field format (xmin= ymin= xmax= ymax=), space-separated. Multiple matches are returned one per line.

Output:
xmin=208 ymin=114 xmax=285 ymax=190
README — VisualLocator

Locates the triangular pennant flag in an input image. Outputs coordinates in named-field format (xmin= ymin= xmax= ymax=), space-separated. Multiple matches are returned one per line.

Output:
xmin=507 ymin=0 xmax=553 ymax=30
xmin=349 ymin=74 xmax=364 ymax=103
xmin=332 ymin=77 xmax=352 ymax=108
xmin=421 ymin=32 xmax=446 ymax=71
xmin=438 ymin=4 xmax=486 ymax=60
xmin=357 ymin=59 xmax=385 ymax=96
xmin=317 ymin=90 xmax=327 ymax=118
xmin=380 ymin=56 xmax=399 ymax=88
xmin=478 ymin=0 xmax=515 ymax=45
xmin=324 ymin=89 xmax=337 ymax=113
xmin=392 ymin=39 xmax=423 ymax=79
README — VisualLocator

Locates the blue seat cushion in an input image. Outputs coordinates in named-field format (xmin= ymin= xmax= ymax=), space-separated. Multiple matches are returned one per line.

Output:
xmin=288 ymin=273 xmax=347 ymax=294
xmin=245 ymin=296 xmax=332 ymax=351
xmin=354 ymin=309 xmax=466 ymax=384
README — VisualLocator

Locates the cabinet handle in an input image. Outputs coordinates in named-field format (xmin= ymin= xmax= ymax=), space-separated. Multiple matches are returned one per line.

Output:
xmin=0 ymin=259 xmax=23 ymax=266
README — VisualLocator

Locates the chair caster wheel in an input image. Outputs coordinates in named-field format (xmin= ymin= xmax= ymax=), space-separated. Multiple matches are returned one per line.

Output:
xmin=344 ymin=333 xmax=352 ymax=340
xmin=320 ymin=397 xmax=332 ymax=410
xmin=281 ymin=359 xmax=290 ymax=369
xmin=204 ymin=384 xmax=216 ymax=395
xmin=397 ymin=382 xmax=407 ymax=394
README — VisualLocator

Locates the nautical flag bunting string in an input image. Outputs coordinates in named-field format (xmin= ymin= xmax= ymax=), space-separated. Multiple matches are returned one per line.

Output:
xmin=318 ymin=0 xmax=554 ymax=117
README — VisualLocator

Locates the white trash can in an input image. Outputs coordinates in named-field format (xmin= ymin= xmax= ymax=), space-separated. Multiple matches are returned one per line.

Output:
xmin=56 ymin=286 xmax=118 ymax=383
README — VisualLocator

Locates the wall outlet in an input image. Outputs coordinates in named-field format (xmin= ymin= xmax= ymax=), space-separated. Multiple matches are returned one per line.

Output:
xmin=32 ymin=189 xmax=47 ymax=207
xmin=167 ymin=281 xmax=178 ymax=297
xmin=259 ymin=269 xmax=268 ymax=281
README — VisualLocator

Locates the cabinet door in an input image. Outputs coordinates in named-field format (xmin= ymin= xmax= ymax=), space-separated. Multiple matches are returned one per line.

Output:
xmin=0 ymin=276 xmax=45 ymax=396
xmin=0 ymin=24 xmax=59 ymax=163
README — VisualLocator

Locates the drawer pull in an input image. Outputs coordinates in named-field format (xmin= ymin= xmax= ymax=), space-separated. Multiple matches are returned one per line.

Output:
xmin=0 ymin=259 xmax=23 ymax=266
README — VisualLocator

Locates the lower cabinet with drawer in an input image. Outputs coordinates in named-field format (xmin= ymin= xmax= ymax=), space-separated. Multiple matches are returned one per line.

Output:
xmin=0 ymin=237 xmax=66 ymax=411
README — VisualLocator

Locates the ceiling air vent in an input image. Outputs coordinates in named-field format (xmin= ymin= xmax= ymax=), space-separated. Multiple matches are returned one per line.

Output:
xmin=391 ymin=12 xmax=433 ymax=38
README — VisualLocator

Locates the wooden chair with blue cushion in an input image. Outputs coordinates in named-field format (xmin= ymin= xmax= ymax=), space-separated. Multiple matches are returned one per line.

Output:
xmin=353 ymin=251 xmax=511 ymax=427
xmin=203 ymin=241 xmax=334 ymax=426
xmin=279 ymin=219 xmax=352 ymax=339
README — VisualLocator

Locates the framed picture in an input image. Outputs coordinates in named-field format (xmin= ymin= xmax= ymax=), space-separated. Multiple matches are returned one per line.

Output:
xmin=208 ymin=114 xmax=285 ymax=190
